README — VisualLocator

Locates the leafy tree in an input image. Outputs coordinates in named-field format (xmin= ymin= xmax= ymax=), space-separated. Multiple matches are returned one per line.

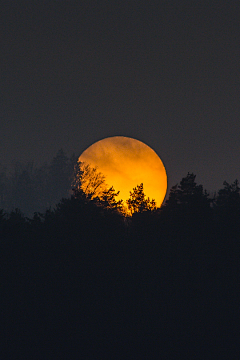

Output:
xmin=126 ymin=183 xmax=157 ymax=215
xmin=72 ymin=161 xmax=107 ymax=200
xmin=72 ymin=162 xmax=123 ymax=214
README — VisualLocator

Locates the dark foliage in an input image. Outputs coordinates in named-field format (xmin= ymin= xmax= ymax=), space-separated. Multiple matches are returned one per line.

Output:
xmin=0 ymin=149 xmax=77 ymax=217
xmin=126 ymin=183 xmax=157 ymax=215
xmin=1 ymin=173 xmax=240 ymax=358
xmin=214 ymin=179 xmax=240 ymax=235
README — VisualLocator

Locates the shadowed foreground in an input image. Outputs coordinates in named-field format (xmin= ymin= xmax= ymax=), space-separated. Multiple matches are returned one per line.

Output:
xmin=1 ymin=174 xmax=240 ymax=359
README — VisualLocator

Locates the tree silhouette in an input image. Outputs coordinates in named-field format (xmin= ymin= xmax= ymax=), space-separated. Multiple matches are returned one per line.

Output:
xmin=164 ymin=172 xmax=210 ymax=211
xmin=72 ymin=162 xmax=124 ymax=214
xmin=97 ymin=186 xmax=123 ymax=212
xmin=215 ymin=179 xmax=240 ymax=233
xmin=126 ymin=183 xmax=157 ymax=215
xmin=216 ymin=179 xmax=240 ymax=208
xmin=72 ymin=161 xmax=107 ymax=200
xmin=163 ymin=173 xmax=212 ymax=234
xmin=7 ymin=161 xmax=36 ymax=216
xmin=48 ymin=149 xmax=75 ymax=205
xmin=1 ymin=169 xmax=240 ymax=358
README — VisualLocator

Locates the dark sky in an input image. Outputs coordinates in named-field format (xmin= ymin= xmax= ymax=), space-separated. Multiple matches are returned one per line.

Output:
xmin=1 ymin=0 xmax=240 ymax=192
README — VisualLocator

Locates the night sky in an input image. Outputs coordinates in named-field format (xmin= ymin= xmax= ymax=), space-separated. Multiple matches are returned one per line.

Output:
xmin=1 ymin=1 xmax=240 ymax=193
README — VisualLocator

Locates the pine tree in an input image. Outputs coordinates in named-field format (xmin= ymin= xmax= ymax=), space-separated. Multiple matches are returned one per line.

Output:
xmin=126 ymin=183 xmax=157 ymax=215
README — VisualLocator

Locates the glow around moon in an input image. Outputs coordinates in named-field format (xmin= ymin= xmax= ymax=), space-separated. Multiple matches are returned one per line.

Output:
xmin=78 ymin=136 xmax=167 ymax=207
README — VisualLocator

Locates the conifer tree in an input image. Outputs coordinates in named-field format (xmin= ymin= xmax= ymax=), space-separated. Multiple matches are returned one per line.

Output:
xmin=126 ymin=183 xmax=157 ymax=215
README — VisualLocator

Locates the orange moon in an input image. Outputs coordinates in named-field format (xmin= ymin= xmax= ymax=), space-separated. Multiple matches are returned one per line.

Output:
xmin=78 ymin=136 xmax=167 ymax=207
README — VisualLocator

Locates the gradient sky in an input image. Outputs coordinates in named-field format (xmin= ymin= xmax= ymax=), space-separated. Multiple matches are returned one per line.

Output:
xmin=1 ymin=1 xmax=240 ymax=193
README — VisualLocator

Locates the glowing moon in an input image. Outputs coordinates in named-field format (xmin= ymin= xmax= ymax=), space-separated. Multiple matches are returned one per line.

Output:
xmin=78 ymin=136 xmax=167 ymax=207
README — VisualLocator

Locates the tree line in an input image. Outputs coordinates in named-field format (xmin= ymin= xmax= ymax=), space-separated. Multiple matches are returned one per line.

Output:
xmin=1 ymin=152 xmax=240 ymax=358
xmin=0 ymin=149 xmax=157 ymax=217
xmin=0 ymin=149 xmax=77 ymax=217
xmin=1 ymin=149 xmax=240 ymax=240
